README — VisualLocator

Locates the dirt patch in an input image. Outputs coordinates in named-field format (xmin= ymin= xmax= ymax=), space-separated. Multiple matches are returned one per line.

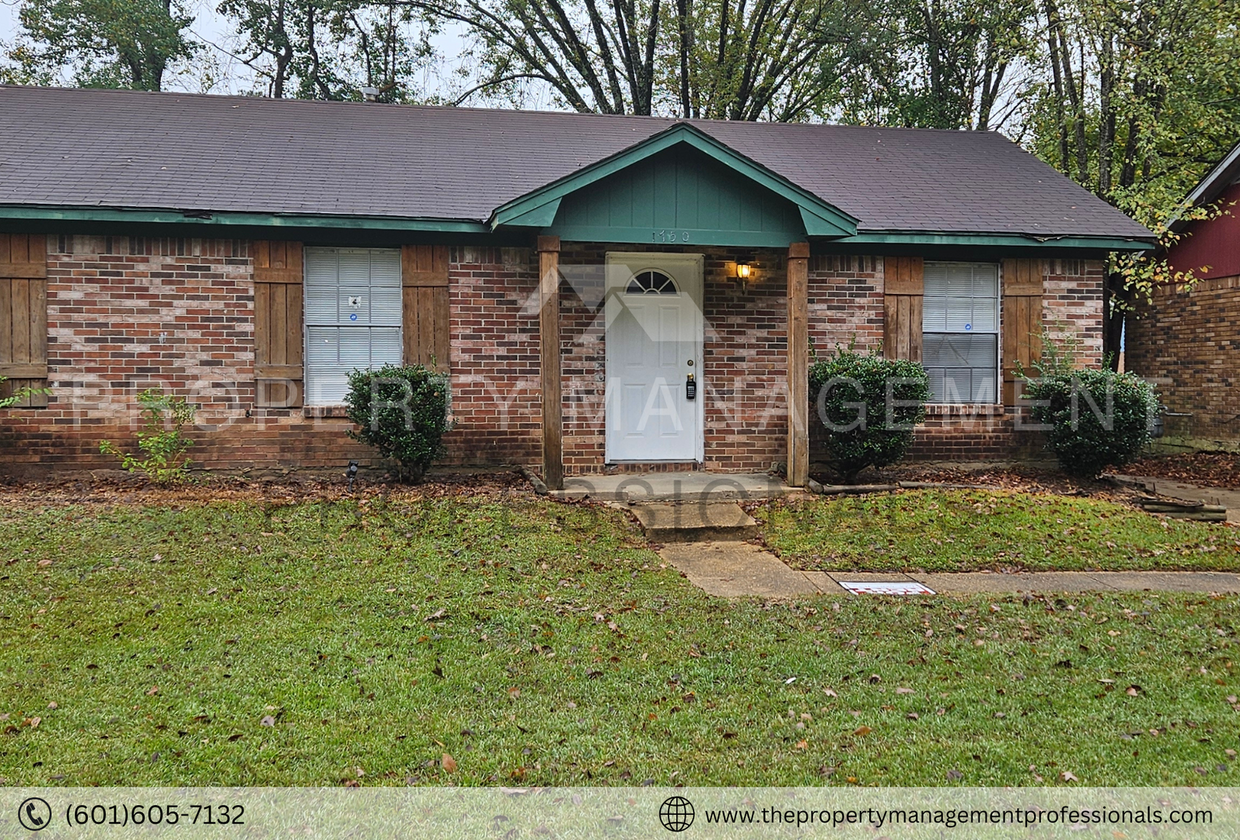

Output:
xmin=808 ymin=462 xmax=1145 ymax=506
xmin=0 ymin=468 xmax=535 ymax=509
xmin=1121 ymin=452 xmax=1240 ymax=490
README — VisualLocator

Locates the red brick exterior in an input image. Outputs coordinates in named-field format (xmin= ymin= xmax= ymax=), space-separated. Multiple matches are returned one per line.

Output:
xmin=0 ymin=236 xmax=1106 ymax=476
xmin=1126 ymin=274 xmax=1240 ymax=450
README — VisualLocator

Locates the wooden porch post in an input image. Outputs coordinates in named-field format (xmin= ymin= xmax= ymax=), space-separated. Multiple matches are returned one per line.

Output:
xmin=786 ymin=242 xmax=810 ymax=488
xmin=537 ymin=236 xmax=564 ymax=490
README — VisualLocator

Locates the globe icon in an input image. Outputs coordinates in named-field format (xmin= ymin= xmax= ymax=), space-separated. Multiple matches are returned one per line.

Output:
xmin=659 ymin=796 xmax=695 ymax=832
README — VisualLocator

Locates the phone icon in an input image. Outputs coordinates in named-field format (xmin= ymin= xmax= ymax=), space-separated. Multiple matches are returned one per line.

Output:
xmin=18 ymin=797 xmax=51 ymax=831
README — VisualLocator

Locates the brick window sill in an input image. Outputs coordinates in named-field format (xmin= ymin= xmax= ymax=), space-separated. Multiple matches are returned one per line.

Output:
xmin=303 ymin=405 xmax=351 ymax=419
xmin=924 ymin=403 xmax=1007 ymax=417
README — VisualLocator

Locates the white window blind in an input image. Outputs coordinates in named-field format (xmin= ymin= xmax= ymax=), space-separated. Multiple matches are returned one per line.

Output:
xmin=922 ymin=262 xmax=999 ymax=403
xmin=304 ymin=247 xmax=403 ymax=405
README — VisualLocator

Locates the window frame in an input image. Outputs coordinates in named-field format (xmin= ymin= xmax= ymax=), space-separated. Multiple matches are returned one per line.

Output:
xmin=921 ymin=260 xmax=1001 ymax=406
xmin=302 ymin=246 xmax=404 ymax=407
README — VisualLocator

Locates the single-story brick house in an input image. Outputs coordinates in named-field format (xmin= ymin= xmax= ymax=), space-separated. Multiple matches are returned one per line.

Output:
xmin=0 ymin=86 xmax=1153 ymax=486
xmin=1127 ymin=140 xmax=1240 ymax=451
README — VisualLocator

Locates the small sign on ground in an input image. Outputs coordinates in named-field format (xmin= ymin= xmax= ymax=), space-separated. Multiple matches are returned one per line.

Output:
xmin=838 ymin=581 xmax=936 ymax=596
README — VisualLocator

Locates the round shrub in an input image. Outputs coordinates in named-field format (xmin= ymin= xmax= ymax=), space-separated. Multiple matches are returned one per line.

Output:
xmin=1022 ymin=367 xmax=1157 ymax=478
xmin=809 ymin=348 xmax=930 ymax=484
xmin=345 ymin=364 xmax=452 ymax=483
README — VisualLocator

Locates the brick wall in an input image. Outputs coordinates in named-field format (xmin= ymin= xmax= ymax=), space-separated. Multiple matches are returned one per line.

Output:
xmin=1044 ymin=258 xmax=1104 ymax=367
xmin=0 ymin=235 xmax=376 ymax=475
xmin=441 ymin=246 xmax=542 ymax=467
xmin=1126 ymin=274 xmax=1240 ymax=449
xmin=0 ymin=238 xmax=1107 ymax=477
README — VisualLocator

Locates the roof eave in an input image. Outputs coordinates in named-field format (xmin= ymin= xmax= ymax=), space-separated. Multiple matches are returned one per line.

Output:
xmin=837 ymin=231 xmax=1156 ymax=251
xmin=0 ymin=204 xmax=491 ymax=233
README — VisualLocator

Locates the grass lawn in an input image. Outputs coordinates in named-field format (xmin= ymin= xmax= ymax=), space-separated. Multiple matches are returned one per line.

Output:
xmin=1 ymin=491 xmax=1238 ymax=786
xmin=761 ymin=489 xmax=1240 ymax=572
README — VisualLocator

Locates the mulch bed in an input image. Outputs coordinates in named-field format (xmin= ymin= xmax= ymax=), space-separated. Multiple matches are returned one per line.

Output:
xmin=809 ymin=462 xmax=1145 ymax=506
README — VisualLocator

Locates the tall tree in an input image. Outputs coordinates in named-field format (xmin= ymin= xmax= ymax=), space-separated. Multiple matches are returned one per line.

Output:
xmin=1027 ymin=0 xmax=1240 ymax=364
xmin=218 ymin=1 xmax=430 ymax=101
xmin=667 ymin=0 xmax=849 ymax=121
xmin=2 ymin=0 xmax=196 ymax=90
xmin=827 ymin=0 xmax=1039 ymax=130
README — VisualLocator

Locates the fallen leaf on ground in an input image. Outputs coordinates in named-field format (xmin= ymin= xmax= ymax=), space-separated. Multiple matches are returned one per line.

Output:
xmin=441 ymin=753 xmax=458 ymax=773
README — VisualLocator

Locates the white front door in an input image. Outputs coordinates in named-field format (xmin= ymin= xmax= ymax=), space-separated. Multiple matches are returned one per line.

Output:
xmin=605 ymin=253 xmax=704 ymax=462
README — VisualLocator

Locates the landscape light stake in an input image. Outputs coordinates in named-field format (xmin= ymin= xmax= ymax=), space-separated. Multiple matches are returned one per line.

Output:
xmin=347 ymin=460 xmax=359 ymax=492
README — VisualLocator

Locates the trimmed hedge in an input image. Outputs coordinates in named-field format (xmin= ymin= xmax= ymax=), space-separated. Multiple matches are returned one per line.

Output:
xmin=345 ymin=364 xmax=452 ymax=483
xmin=809 ymin=348 xmax=930 ymax=484
xmin=1022 ymin=367 xmax=1158 ymax=478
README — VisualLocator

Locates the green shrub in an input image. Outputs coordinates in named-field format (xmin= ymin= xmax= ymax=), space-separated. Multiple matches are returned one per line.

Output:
xmin=809 ymin=347 xmax=930 ymax=484
xmin=345 ymin=364 xmax=451 ymax=483
xmin=100 ymin=388 xmax=196 ymax=484
xmin=1022 ymin=366 xmax=1158 ymax=479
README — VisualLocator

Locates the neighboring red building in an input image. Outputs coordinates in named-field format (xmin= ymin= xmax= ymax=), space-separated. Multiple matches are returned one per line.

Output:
xmin=1127 ymin=141 xmax=1240 ymax=450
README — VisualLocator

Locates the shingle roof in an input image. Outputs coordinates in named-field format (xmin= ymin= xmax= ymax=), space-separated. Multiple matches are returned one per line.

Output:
xmin=0 ymin=85 xmax=1152 ymax=240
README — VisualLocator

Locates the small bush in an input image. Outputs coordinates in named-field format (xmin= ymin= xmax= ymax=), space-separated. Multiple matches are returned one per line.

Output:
xmin=1022 ymin=366 xmax=1158 ymax=479
xmin=345 ymin=364 xmax=451 ymax=483
xmin=809 ymin=347 xmax=930 ymax=484
xmin=100 ymin=388 xmax=196 ymax=484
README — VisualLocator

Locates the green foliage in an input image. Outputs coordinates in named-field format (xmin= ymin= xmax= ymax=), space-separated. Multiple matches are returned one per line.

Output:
xmin=218 ymin=0 xmax=429 ymax=101
xmin=827 ymin=0 xmax=1039 ymax=130
xmin=809 ymin=346 xmax=930 ymax=484
xmin=1020 ymin=333 xmax=1159 ymax=478
xmin=0 ymin=376 xmax=50 ymax=409
xmin=3 ymin=0 xmax=196 ymax=90
xmin=99 ymin=388 xmax=196 ymax=483
xmin=344 ymin=364 xmax=451 ymax=483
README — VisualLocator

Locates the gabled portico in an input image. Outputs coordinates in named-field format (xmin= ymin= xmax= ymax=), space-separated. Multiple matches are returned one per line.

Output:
xmin=493 ymin=124 xmax=850 ymax=490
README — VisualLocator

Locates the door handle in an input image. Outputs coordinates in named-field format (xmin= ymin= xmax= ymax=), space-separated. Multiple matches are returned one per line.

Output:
xmin=685 ymin=373 xmax=697 ymax=401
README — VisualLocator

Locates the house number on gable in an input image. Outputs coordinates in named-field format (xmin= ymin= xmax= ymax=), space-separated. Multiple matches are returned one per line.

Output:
xmin=652 ymin=229 xmax=692 ymax=243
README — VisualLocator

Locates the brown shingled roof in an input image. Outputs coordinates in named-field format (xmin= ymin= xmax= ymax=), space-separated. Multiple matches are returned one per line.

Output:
xmin=0 ymin=85 xmax=1152 ymax=240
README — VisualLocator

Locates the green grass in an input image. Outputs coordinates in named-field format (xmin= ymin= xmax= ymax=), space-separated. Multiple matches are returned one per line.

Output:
xmin=760 ymin=489 xmax=1240 ymax=572
xmin=1 ymin=494 xmax=1238 ymax=786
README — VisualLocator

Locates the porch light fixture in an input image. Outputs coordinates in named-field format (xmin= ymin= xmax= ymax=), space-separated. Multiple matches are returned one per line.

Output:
xmin=736 ymin=262 xmax=752 ymax=282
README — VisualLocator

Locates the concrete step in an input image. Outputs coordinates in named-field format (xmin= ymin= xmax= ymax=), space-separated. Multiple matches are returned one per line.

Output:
xmin=629 ymin=502 xmax=759 ymax=542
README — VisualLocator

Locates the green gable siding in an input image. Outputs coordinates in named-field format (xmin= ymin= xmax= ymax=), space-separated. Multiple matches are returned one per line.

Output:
xmin=547 ymin=145 xmax=809 ymax=247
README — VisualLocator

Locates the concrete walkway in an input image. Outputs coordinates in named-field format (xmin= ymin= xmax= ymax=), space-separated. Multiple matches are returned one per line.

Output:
xmin=1111 ymin=474 xmax=1240 ymax=524
xmin=658 ymin=545 xmax=1240 ymax=597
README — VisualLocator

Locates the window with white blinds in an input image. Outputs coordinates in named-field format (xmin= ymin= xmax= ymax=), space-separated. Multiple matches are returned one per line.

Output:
xmin=304 ymin=247 xmax=403 ymax=405
xmin=922 ymin=262 xmax=999 ymax=403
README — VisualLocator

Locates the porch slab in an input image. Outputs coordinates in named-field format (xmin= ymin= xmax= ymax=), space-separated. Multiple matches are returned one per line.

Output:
xmin=630 ymin=502 xmax=759 ymax=542
xmin=552 ymin=471 xmax=795 ymax=502
xmin=658 ymin=541 xmax=820 ymax=598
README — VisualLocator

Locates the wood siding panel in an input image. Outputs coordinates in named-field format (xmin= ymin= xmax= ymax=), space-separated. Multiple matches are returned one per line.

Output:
xmin=883 ymin=256 xmax=924 ymax=362
xmin=401 ymin=245 xmax=450 ymax=371
xmin=254 ymin=241 xmax=304 ymax=407
xmin=402 ymin=245 xmax=449 ymax=287
xmin=1001 ymin=259 xmax=1044 ymax=405
xmin=0 ymin=234 xmax=48 ymax=406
